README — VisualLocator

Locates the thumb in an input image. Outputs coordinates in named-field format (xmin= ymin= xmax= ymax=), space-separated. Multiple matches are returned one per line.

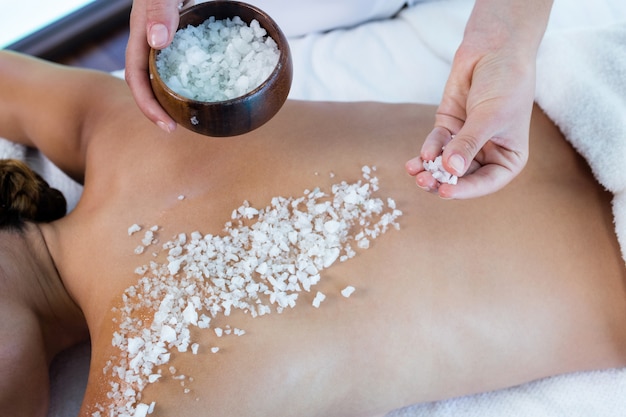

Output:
xmin=146 ymin=0 xmax=181 ymax=49
xmin=441 ymin=111 xmax=495 ymax=177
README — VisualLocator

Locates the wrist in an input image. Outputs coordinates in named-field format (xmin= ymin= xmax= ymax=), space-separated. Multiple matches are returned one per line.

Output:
xmin=463 ymin=0 xmax=553 ymax=57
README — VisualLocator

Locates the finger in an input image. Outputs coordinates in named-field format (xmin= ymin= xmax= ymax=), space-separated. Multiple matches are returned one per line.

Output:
xmin=407 ymin=126 xmax=454 ymax=177
xmin=437 ymin=163 xmax=515 ymax=200
xmin=126 ymin=0 xmax=177 ymax=131
xmin=125 ymin=52 xmax=177 ymax=132
xmin=146 ymin=0 xmax=181 ymax=49
xmin=440 ymin=103 xmax=500 ymax=177
xmin=420 ymin=126 xmax=454 ymax=161
xmin=405 ymin=156 xmax=424 ymax=176
xmin=414 ymin=171 xmax=441 ymax=193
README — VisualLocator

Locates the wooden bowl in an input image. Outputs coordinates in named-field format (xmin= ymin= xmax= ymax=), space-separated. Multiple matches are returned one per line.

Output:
xmin=148 ymin=1 xmax=293 ymax=137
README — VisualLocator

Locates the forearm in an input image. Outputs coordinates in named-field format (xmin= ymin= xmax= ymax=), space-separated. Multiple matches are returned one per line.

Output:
xmin=464 ymin=0 xmax=553 ymax=57
xmin=0 ymin=51 xmax=114 ymax=181
xmin=0 ymin=51 xmax=85 ymax=147
xmin=0 ymin=50 xmax=40 ymax=147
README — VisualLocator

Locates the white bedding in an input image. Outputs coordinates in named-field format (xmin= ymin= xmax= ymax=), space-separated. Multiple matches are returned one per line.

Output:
xmin=20 ymin=0 xmax=626 ymax=415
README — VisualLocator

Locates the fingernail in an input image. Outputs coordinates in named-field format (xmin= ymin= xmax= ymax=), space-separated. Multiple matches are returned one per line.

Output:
xmin=157 ymin=120 xmax=172 ymax=133
xmin=149 ymin=23 xmax=169 ymax=48
xmin=448 ymin=154 xmax=465 ymax=175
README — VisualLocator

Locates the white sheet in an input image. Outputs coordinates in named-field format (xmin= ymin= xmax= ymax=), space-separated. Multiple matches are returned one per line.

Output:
xmin=19 ymin=0 xmax=625 ymax=415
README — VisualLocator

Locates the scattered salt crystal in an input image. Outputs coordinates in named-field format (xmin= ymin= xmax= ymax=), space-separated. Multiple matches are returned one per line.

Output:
xmin=211 ymin=347 xmax=220 ymax=354
xmin=323 ymin=220 xmax=341 ymax=234
xmin=134 ymin=246 xmax=145 ymax=255
xmin=312 ymin=291 xmax=326 ymax=308
xmin=214 ymin=327 xmax=223 ymax=337
xmin=178 ymin=195 xmax=186 ymax=201
xmin=128 ymin=224 xmax=142 ymax=236
xmin=423 ymin=155 xmax=458 ymax=185
xmin=168 ymin=258 xmax=184 ymax=275
xmin=142 ymin=230 xmax=155 ymax=246
xmin=134 ymin=403 xmax=150 ymax=417
xmin=198 ymin=315 xmax=211 ymax=329
xmin=104 ymin=164 xmax=402 ymax=417
xmin=341 ymin=286 xmax=355 ymax=298
xmin=357 ymin=238 xmax=370 ymax=249
xmin=182 ymin=302 xmax=198 ymax=325
xmin=160 ymin=325 xmax=177 ymax=343
xmin=127 ymin=337 xmax=144 ymax=356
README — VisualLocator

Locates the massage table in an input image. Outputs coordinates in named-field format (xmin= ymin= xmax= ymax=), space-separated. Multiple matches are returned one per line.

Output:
xmin=2 ymin=0 xmax=623 ymax=415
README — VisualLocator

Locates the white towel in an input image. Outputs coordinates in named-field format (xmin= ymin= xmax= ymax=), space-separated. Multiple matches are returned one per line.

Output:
xmin=535 ymin=22 xmax=626 ymax=262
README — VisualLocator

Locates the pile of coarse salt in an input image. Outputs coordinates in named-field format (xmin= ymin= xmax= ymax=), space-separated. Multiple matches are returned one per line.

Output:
xmin=423 ymin=155 xmax=458 ymax=185
xmin=92 ymin=166 xmax=402 ymax=417
xmin=155 ymin=16 xmax=280 ymax=102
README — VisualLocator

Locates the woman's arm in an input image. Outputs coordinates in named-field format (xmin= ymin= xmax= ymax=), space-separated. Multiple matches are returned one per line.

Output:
xmin=0 ymin=51 xmax=128 ymax=183
xmin=408 ymin=0 xmax=553 ymax=198
xmin=0 ymin=303 xmax=50 ymax=417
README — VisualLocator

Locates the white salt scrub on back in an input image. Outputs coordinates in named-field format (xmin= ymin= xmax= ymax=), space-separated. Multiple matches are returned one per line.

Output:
xmin=156 ymin=16 xmax=280 ymax=102
xmin=92 ymin=166 xmax=402 ymax=417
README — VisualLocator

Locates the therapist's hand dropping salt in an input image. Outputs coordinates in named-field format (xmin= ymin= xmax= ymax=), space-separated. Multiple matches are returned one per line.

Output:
xmin=405 ymin=0 xmax=553 ymax=199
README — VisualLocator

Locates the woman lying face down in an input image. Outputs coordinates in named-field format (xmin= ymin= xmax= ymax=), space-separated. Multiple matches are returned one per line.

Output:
xmin=0 ymin=51 xmax=625 ymax=417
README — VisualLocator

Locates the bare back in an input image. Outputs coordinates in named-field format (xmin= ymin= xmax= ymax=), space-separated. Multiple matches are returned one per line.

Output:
xmin=42 ymin=98 xmax=626 ymax=417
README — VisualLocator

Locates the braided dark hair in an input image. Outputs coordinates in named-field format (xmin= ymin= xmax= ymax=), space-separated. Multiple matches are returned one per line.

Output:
xmin=0 ymin=159 xmax=67 ymax=230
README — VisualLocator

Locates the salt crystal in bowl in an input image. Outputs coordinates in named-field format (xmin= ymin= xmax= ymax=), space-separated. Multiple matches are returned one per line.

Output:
xmin=148 ymin=1 xmax=293 ymax=137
